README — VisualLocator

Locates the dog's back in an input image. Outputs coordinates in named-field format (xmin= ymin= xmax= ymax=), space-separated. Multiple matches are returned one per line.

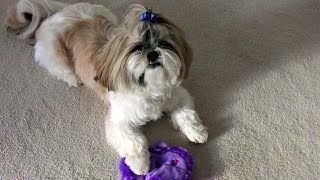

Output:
xmin=34 ymin=2 xmax=118 ymax=92
xmin=6 ymin=0 xmax=119 ymax=100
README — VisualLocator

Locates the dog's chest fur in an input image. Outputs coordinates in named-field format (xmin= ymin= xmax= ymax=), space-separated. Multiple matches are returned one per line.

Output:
xmin=108 ymin=91 xmax=170 ymax=126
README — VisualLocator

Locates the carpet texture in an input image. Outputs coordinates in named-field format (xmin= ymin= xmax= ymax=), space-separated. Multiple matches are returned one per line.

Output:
xmin=1 ymin=0 xmax=320 ymax=179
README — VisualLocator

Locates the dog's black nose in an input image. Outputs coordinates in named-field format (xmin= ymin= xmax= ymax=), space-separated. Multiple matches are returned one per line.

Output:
xmin=147 ymin=51 xmax=159 ymax=63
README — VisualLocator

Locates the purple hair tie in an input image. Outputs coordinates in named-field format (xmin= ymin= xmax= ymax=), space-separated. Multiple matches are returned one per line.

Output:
xmin=119 ymin=142 xmax=194 ymax=180
xmin=141 ymin=11 xmax=157 ymax=23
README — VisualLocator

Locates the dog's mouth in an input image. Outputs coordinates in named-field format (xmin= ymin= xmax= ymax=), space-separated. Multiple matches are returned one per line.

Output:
xmin=147 ymin=61 xmax=162 ymax=68
xmin=137 ymin=61 xmax=163 ymax=85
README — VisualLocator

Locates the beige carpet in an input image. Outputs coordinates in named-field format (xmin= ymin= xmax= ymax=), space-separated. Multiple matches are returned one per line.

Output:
xmin=1 ymin=0 xmax=320 ymax=179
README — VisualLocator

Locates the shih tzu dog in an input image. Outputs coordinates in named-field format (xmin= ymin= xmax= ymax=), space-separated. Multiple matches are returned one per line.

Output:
xmin=6 ymin=0 xmax=208 ymax=175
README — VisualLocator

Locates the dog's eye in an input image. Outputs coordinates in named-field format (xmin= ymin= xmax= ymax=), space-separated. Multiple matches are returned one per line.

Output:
xmin=132 ymin=45 xmax=144 ymax=52
xmin=159 ymin=41 xmax=177 ymax=53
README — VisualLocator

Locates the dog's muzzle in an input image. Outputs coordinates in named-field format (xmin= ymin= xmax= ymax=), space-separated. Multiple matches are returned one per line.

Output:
xmin=147 ymin=51 xmax=161 ymax=68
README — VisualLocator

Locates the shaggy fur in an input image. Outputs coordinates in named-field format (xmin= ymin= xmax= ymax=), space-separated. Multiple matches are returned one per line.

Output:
xmin=6 ymin=0 xmax=208 ymax=175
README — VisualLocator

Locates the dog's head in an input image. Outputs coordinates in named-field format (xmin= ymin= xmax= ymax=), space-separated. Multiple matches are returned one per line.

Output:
xmin=95 ymin=4 xmax=192 ymax=97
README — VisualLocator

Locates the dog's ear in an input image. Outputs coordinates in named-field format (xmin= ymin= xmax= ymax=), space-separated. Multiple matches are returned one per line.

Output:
xmin=176 ymin=33 xmax=193 ymax=80
xmin=156 ymin=16 xmax=193 ymax=81
xmin=94 ymin=33 xmax=131 ymax=91
xmin=62 ymin=16 xmax=130 ymax=91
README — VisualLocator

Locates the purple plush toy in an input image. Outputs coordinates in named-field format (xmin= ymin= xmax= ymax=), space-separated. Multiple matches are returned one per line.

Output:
xmin=119 ymin=142 xmax=194 ymax=180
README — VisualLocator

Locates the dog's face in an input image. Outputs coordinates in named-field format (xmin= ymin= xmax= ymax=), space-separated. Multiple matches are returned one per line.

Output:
xmin=95 ymin=5 xmax=192 ymax=97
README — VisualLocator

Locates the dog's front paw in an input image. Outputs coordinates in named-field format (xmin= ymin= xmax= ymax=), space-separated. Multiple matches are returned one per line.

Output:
xmin=125 ymin=152 xmax=150 ymax=175
xmin=185 ymin=125 xmax=208 ymax=143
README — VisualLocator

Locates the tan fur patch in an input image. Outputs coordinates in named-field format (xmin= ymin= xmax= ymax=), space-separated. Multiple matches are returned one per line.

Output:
xmin=53 ymin=37 xmax=74 ymax=70
xmin=59 ymin=16 xmax=133 ymax=101
xmin=63 ymin=16 xmax=131 ymax=91
xmin=94 ymin=34 xmax=131 ymax=91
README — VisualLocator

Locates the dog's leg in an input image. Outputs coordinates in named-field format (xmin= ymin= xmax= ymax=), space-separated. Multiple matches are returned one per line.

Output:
xmin=35 ymin=30 xmax=80 ymax=87
xmin=105 ymin=116 xmax=150 ymax=175
xmin=168 ymin=87 xmax=208 ymax=143
xmin=35 ymin=38 xmax=80 ymax=87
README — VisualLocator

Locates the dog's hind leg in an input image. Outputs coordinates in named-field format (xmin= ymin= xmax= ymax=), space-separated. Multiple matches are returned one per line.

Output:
xmin=34 ymin=27 xmax=80 ymax=87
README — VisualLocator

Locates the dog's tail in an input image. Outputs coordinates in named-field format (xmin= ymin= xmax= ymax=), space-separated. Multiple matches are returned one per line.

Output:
xmin=5 ymin=0 xmax=69 ymax=39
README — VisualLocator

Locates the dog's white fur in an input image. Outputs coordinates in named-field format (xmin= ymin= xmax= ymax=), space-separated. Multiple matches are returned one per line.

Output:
xmin=6 ymin=0 xmax=208 ymax=175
